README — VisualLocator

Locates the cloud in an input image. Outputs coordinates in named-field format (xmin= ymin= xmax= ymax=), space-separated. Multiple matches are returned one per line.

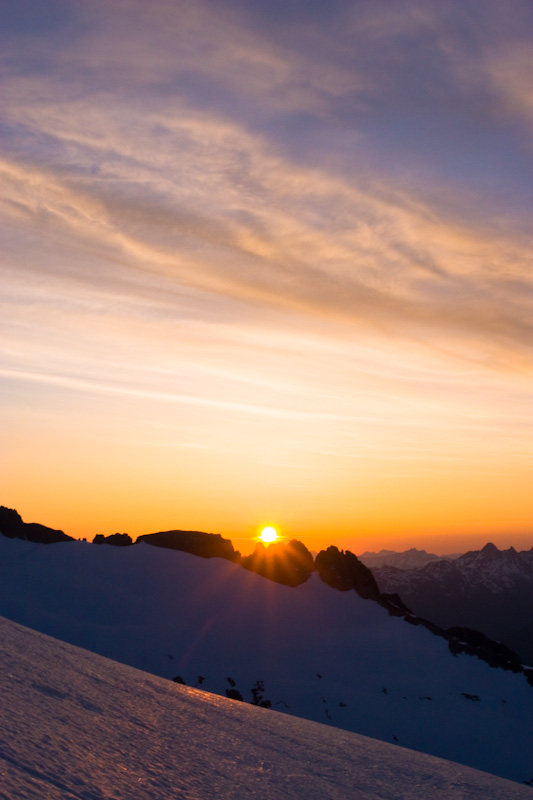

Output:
xmin=1 ymin=0 xmax=531 ymax=463
xmin=1 ymin=100 xmax=531 ymax=375
xmin=483 ymin=43 xmax=533 ymax=127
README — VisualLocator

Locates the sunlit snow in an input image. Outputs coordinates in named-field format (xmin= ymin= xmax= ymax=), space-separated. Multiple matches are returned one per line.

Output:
xmin=2 ymin=617 xmax=531 ymax=799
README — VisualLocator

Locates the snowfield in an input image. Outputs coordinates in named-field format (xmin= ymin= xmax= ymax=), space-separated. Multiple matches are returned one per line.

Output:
xmin=1 ymin=616 xmax=531 ymax=800
xmin=1 ymin=535 xmax=532 ymax=786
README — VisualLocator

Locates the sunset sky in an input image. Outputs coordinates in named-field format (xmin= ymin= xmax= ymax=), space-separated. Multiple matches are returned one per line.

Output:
xmin=1 ymin=0 xmax=532 ymax=555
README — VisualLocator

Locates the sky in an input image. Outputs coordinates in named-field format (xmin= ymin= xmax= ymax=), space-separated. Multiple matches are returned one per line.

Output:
xmin=1 ymin=0 xmax=532 ymax=555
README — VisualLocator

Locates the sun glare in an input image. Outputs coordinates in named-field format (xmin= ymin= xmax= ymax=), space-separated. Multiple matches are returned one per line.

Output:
xmin=258 ymin=526 xmax=279 ymax=544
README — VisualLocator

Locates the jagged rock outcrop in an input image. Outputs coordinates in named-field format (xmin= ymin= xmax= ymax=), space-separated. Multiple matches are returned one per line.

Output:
xmin=93 ymin=533 xmax=133 ymax=546
xmin=241 ymin=539 xmax=315 ymax=587
xmin=315 ymin=546 xmax=380 ymax=600
xmin=0 ymin=506 xmax=72 ymax=544
xmin=136 ymin=530 xmax=239 ymax=561
xmin=444 ymin=626 xmax=523 ymax=672
xmin=378 ymin=592 xmax=413 ymax=617
xmin=403 ymin=616 xmax=528 ymax=680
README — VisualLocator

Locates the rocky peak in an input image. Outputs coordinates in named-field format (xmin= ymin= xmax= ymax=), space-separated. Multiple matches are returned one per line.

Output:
xmin=315 ymin=546 xmax=380 ymax=600
xmin=0 ymin=506 xmax=72 ymax=544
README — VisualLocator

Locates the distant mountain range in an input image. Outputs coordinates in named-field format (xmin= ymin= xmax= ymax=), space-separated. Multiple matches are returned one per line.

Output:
xmin=357 ymin=547 xmax=462 ymax=570
xmin=371 ymin=543 xmax=533 ymax=665
xmin=359 ymin=548 xmax=462 ymax=570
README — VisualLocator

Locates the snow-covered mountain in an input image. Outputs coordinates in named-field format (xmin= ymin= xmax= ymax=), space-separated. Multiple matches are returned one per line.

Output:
xmin=358 ymin=548 xmax=461 ymax=570
xmin=4 ymin=617 xmax=532 ymax=800
xmin=1 ymin=534 xmax=532 ymax=785
xmin=372 ymin=543 xmax=533 ymax=665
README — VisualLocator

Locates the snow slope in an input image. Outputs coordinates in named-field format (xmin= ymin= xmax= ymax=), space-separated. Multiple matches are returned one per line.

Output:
xmin=2 ymin=617 xmax=531 ymax=800
xmin=1 ymin=536 xmax=532 ymax=785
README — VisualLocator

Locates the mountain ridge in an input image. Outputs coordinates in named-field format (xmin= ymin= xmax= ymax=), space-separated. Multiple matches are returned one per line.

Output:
xmin=1 ymin=506 xmax=528 ymax=678
xmin=359 ymin=547 xmax=462 ymax=570
xmin=1 ymin=533 xmax=533 ymax=783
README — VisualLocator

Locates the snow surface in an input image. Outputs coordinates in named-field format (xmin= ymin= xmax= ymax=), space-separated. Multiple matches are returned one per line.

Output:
xmin=1 ymin=536 xmax=532 ymax=785
xmin=2 ymin=616 xmax=532 ymax=800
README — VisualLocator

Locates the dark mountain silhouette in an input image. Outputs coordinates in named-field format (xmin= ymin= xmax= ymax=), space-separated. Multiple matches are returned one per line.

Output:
xmin=372 ymin=543 xmax=533 ymax=665
xmin=0 ymin=506 xmax=72 ymax=544
xmin=136 ymin=529 xmax=240 ymax=561
xmin=315 ymin=545 xmax=381 ymax=600
xmin=242 ymin=539 xmax=315 ymax=586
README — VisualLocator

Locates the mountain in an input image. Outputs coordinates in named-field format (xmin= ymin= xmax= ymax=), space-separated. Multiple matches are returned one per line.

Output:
xmin=372 ymin=543 xmax=533 ymax=665
xmin=0 ymin=507 xmax=524 ymax=678
xmin=137 ymin=529 xmax=240 ymax=560
xmin=358 ymin=548 xmax=461 ymax=570
xmin=1 ymin=534 xmax=532 ymax=785
xmin=4 ymin=617 xmax=531 ymax=800
xmin=0 ymin=505 xmax=72 ymax=544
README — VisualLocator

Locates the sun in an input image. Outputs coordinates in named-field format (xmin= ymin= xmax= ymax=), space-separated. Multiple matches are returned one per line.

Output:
xmin=258 ymin=526 xmax=279 ymax=544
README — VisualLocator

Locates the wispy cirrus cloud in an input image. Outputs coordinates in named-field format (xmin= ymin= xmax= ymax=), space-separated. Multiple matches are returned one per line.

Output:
xmin=1 ymin=111 xmax=531 ymax=372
